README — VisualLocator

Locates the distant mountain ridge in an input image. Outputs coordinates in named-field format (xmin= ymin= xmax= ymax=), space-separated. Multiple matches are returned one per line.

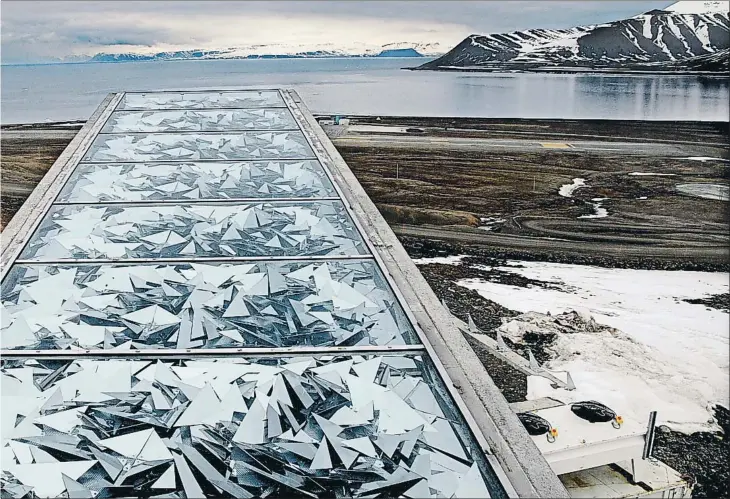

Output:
xmin=89 ymin=42 xmax=444 ymax=63
xmin=416 ymin=1 xmax=729 ymax=72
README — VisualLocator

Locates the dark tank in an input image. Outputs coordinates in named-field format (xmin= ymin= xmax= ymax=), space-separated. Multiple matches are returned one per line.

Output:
xmin=517 ymin=412 xmax=552 ymax=435
xmin=570 ymin=400 xmax=617 ymax=423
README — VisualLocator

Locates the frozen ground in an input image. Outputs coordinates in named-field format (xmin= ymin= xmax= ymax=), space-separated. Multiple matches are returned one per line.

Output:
xmin=457 ymin=260 xmax=729 ymax=432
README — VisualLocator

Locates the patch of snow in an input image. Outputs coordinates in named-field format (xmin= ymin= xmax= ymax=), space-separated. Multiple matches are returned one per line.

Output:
xmin=411 ymin=254 xmax=469 ymax=266
xmin=623 ymin=26 xmax=645 ymax=55
xmin=676 ymin=183 xmax=730 ymax=201
xmin=654 ymin=23 xmax=677 ymax=58
xmin=628 ymin=172 xmax=677 ymax=176
xmin=638 ymin=196 xmax=649 ymax=199
xmin=503 ymin=311 xmax=718 ymax=432
xmin=558 ymin=178 xmax=586 ymax=198
xmin=512 ymin=32 xmax=582 ymax=61
xmin=694 ymin=22 xmax=713 ymax=51
xmin=684 ymin=156 xmax=730 ymax=162
xmin=667 ymin=15 xmax=694 ymax=54
xmin=469 ymin=36 xmax=493 ymax=51
xmin=457 ymin=260 xmax=729 ymax=431
xmin=478 ymin=216 xmax=506 ymax=231
xmin=47 ymin=121 xmax=84 ymax=127
xmin=642 ymin=15 xmax=654 ymax=39
xmin=579 ymin=201 xmax=609 ymax=219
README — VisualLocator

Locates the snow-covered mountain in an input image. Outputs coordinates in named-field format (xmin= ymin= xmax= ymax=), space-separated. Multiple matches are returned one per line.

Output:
xmin=89 ymin=42 xmax=445 ymax=63
xmin=417 ymin=1 xmax=729 ymax=72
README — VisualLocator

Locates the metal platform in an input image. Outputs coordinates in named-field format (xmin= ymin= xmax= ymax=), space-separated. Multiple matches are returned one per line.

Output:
xmin=508 ymin=372 xmax=691 ymax=498
xmin=527 ymin=404 xmax=646 ymax=476
xmin=0 ymin=89 xmax=568 ymax=498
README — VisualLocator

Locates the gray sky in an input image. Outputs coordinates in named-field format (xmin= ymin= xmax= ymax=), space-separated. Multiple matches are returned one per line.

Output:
xmin=2 ymin=1 xmax=673 ymax=63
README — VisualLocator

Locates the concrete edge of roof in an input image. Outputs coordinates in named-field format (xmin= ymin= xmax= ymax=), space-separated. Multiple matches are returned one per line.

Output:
xmin=0 ymin=92 xmax=124 ymax=281
xmin=283 ymin=88 xmax=570 ymax=498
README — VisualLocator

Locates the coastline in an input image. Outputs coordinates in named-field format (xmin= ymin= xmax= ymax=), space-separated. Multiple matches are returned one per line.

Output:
xmin=404 ymin=65 xmax=730 ymax=77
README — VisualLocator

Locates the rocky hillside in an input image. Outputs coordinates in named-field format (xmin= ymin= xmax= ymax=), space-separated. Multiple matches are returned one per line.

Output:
xmin=417 ymin=1 xmax=729 ymax=72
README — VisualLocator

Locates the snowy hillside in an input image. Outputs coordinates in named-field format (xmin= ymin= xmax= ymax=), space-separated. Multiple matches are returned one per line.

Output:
xmin=90 ymin=42 xmax=445 ymax=63
xmin=418 ymin=1 xmax=729 ymax=72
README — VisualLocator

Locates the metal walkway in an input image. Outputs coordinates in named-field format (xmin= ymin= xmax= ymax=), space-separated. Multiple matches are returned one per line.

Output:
xmin=0 ymin=89 xmax=568 ymax=498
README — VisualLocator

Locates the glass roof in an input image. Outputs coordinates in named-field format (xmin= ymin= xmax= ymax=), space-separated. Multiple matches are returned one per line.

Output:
xmin=2 ymin=261 xmax=418 ymax=350
xmin=118 ymin=90 xmax=286 ymax=110
xmin=84 ymin=131 xmax=314 ymax=163
xmin=57 ymin=160 xmax=336 ymax=203
xmin=102 ymin=109 xmax=299 ymax=133
xmin=1 ymin=88 xmax=506 ymax=498
xmin=1 ymin=355 xmax=500 ymax=498
xmin=21 ymin=201 xmax=367 ymax=261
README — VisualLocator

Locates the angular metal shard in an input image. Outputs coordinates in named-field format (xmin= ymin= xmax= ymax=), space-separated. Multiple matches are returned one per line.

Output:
xmin=151 ymin=464 xmax=176 ymax=489
xmin=61 ymin=474 xmax=95 ymax=499
xmin=528 ymin=349 xmax=540 ymax=370
xmin=6 ymin=461 xmax=97 ymax=498
xmin=173 ymin=383 xmax=220 ymax=427
xmin=179 ymin=443 xmax=253 ymax=498
xmin=310 ymin=436 xmax=333 ymax=470
xmin=454 ymin=463 xmax=492 ymax=498
xmin=171 ymin=452 xmax=204 ymax=498
xmin=233 ymin=399 xmax=267 ymax=445
xmin=496 ymin=331 xmax=508 ymax=351
xmin=98 ymin=429 xmax=153 ymax=458
xmin=467 ymin=314 xmax=479 ymax=332
xmin=566 ymin=372 xmax=576 ymax=391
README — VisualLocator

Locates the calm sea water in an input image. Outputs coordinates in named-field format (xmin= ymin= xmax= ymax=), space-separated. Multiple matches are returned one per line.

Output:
xmin=1 ymin=58 xmax=728 ymax=123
